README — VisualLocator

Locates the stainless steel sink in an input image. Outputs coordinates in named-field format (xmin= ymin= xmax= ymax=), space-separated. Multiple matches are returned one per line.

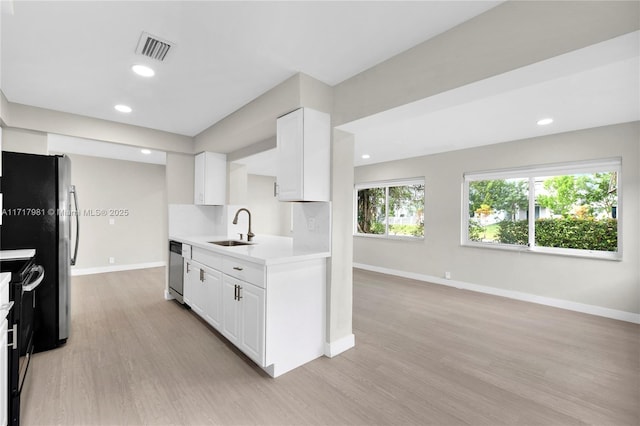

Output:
xmin=208 ymin=240 xmax=252 ymax=247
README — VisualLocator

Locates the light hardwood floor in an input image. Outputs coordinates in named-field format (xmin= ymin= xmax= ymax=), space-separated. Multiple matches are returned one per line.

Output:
xmin=22 ymin=267 xmax=639 ymax=425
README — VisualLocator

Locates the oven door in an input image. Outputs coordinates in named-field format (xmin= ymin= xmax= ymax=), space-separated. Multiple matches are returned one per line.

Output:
xmin=9 ymin=264 xmax=44 ymax=426
xmin=19 ymin=264 xmax=44 ymax=369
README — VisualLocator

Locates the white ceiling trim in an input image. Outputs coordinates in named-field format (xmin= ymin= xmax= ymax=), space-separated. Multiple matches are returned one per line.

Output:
xmin=48 ymin=134 xmax=167 ymax=166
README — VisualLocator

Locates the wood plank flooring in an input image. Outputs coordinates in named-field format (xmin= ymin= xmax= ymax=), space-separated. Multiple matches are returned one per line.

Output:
xmin=22 ymin=267 xmax=639 ymax=425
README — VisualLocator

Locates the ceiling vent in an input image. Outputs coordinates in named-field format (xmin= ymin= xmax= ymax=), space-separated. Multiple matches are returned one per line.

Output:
xmin=135 ymin=32 xmax=173 ymax=61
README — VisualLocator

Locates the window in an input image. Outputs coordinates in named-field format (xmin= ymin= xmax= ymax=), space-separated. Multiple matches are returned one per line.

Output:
xmin=355 ymin=178 xmax=425 ymax=238
xmin=463 ymin=159 xmax=620 ymax=259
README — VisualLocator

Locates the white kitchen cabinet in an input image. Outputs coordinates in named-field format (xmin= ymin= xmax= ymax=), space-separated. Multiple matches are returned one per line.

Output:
xmin=238 ymin=280 xmax=265 ymax=365
xmin=221 ymin=276 xmax=241 ymax=346
xmin=184 ymin=259 xmax=222 ymax=329
xmin=176 ymin=239 xmax=326 ymax=377
xmin=276 ymin=107 xmax=330 ymax=202
xmin=222 ymin=274 xmax=265 ymax=366
xmin=201 ymin=265 xmax=222 ymax=329
xmin=184 ymin=259 xmax=206 ymax=317
xmin=194 ymin=151 xmax=226 ymax=205
xmin=182 ymin=259 xmax=199 ymax=313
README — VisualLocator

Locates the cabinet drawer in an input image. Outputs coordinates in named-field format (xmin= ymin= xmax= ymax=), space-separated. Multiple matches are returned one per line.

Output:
xmin=222 ymin=257 xmax=265 ymax=288
xmin=192 ymin=247 xmax=223 ymax=270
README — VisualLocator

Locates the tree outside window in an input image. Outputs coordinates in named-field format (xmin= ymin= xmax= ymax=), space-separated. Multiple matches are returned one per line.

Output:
xmin=464 ymin=159 xmax=620 ymax=259
xmin=356 ymin=179 xmax=425 ymax=238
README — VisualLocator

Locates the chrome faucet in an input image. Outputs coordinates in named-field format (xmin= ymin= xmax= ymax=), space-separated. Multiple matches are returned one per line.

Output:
xmin=232 ymin=208 xmax=254 ymax=242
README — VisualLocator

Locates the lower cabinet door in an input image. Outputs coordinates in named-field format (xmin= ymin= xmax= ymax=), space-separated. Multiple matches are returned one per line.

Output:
xmin=221 ymin=275 xmax=241 ymax=346
xmin=238 ymin=282 xmax=265 ymax=366
xmin=193 ymin=268 xmax=207 ymax=317
xmin=183 ymin=260 xmax=194 ymax=305
xmin=203 ymin=267 xmax=222 ymax=329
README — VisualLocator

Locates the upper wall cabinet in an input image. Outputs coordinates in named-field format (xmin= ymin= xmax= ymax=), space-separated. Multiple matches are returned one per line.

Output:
xmin=276 ymin=108 xmax=330 ymax=202
xmin=194 ymin=152 xmax=226 ymax=205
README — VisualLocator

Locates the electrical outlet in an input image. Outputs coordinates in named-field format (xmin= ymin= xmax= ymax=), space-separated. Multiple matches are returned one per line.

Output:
xmin=109 ymin=257 xmax=115 ymax=264
xmin=445 ymin=271 xmax=451 ymax=280
xmin=307 ymin=217 xmax=316 ymax=231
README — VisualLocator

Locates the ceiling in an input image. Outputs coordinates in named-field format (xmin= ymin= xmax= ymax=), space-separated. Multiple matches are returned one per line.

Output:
xmin=1 ymin=2 xmax=637 ymax=174
xmin=0 ymin=0 xmax=501 ymax=137
xmin=340 ymin=31 xmax=640 ymax=167
xmin=237 ymin=31 xmax=640 ymax=176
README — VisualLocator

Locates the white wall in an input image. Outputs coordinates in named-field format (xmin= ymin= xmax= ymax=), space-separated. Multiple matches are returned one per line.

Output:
xmin=229 ymin=163 xmax=248 ymax=205
xmin=195 ymin=74 xmax=302 ymax=154
xmin=64 ymin=153 xmax=167 ymax=272
xmin=354 ymin=122 xmax=639 ymax=315
xmin=3 ymin=101 xmax=193 ymax=154
xmin=246 ymin=174 xmax=291 ymax=237
xmin=0 ymin=92 xmax=9 ymax=126
xmin=1 ymin=127 xmax=47 ymax=154
xmin=166 ymin=152 xmax=195 ymax=204
xmin=328 ymin=130 xmax=354 ymax=343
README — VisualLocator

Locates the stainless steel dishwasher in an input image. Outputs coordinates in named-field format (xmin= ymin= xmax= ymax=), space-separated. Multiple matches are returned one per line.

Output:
xmin=168 ymin=241 xmax=185 ymax=304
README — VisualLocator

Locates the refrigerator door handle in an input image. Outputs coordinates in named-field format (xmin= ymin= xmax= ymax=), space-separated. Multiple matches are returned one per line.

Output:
xmin=23 ymin=265 xmax=45 ymax=292
xmin=70 ymin=185 xmax=79 ymax=266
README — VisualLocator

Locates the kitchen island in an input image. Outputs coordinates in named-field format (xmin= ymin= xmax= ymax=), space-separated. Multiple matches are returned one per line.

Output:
xmin=168 ymin=234 xmax=329 ymax=377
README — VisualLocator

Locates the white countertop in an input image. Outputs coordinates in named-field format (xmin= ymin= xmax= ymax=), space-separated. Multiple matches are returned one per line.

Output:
xmin=169 ymin=234 xmax=330 ymax=265
xmin=0 ymin=249 xmax=36 ymax=261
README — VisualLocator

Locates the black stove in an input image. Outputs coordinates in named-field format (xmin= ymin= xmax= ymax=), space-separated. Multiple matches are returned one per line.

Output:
xmin=1 ymin=253 xmax=44 ymax=426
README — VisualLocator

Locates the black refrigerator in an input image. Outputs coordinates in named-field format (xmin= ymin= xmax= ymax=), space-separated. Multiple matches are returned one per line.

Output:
xmin=1 ymin=151 xmax=78 ymax=352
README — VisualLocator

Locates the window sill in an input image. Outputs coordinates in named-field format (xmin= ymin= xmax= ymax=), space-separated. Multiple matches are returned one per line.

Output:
xmin=354 ymin=233 xmax=424 ymax=242
xmin=462 ymin=241 xmax=622 ymax=261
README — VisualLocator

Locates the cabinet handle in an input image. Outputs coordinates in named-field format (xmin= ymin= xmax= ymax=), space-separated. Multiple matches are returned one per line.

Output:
xmin=237 ymin=285 xmax=243 ymax=301
xmin=273 ymin=182 xmax=279 ymax=197
xmin=186 ymin=263 xmax=190 ymax=273
xmin=233 ymin=266 xmax=243 ymax=271
xmin=233 ymin=284 xmax=237 ymax=301
xmin=7 ymin=323 xmax=17 ymax=350
xmin=199 ymin=269 xmax=204 ymax=282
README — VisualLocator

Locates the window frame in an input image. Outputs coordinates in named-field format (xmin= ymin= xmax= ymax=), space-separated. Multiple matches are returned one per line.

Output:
xmin=354 ymin=177 xmax=425 ymax=240
xmin=461 ymin=158 xmax=622 ymax=261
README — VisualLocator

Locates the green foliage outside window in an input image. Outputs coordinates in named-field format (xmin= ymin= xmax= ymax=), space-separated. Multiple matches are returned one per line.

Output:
xmin=467 ymin=169 xmax=618 ymax=254
xmin=357 ymin=181 xmax=424 ymax=238
xmin=357 ymin=187 xmax=385 ymax=234
xmin=537 ymin=173 xmax=617 ymax=218
xmin=496 ymin=219 xmax=618 ymax=251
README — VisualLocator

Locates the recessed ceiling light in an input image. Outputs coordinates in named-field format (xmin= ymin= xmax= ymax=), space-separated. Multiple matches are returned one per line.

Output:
xmin=141 ymin=149 xmax=151 ymax=155
xmin=132 ymin=64 xmax=155 ymax=77
xmin=114 ymin=104 xmax=132 ymax=113
xmin=537 ymin=118 xmax=554 ymax=126
xmin=361 ymin=154 xmax=371 ymax=159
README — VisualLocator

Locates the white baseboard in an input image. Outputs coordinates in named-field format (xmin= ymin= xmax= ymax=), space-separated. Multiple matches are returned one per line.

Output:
xmin=353 ymin=263 xmax=640 ymax=324
xmin=324 ymin=333 xmax=355 ymax=358
xmin=72 ymin=261 xmax=166 ymax=276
